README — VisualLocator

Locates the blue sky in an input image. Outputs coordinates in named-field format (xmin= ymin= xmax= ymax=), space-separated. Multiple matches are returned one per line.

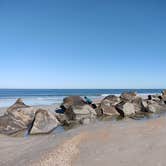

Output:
xmin=0 ymin=0 xmax=166 ymax=89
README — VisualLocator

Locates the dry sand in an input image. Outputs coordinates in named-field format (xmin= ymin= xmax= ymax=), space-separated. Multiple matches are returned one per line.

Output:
xmin=1 ymin=115 xmax=166 ymax=166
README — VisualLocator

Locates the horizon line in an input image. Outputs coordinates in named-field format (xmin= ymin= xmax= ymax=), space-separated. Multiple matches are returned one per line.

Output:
xmin=0 ymin=88 xmax=164 ymax=90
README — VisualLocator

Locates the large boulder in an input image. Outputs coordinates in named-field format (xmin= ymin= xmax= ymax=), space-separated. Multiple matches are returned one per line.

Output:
xmin=96 ymin=97 xmax=120 ymax=117
xmin=30 ymin=109 xmax=60 ymax=135
xmin=143 ymin=100 xmax=166 ymax=113
xmin=65 ymin=105 xmax=96 ymax=121
xmin=120 ymin=92 xmax=137 ymax=102
xmin=61 ymin=96 xmax=85 ymax=110
xmin=60 ymin=96 xmax=96 ymax=124
xmin=6 ymin=98 xmax=35 ymax=127
xmin=148 ymin=94 xmax=161 ymax=102
xmin=0 ymin=98 xmax=36 ymax=135
xmin=132 ymin=97 xmax=147 ymax=112
xmin=115 ymin=100 xmax=142 ymax=117
xmin=116 ymin=96 xmax=147 ymax=117
xmin=0 ymin=115 xmax=25 ymax=135
xmin=115 ymin=97 xmax=146 ymax=117
xmin=103 ymin=95 xmax=120 ymax=105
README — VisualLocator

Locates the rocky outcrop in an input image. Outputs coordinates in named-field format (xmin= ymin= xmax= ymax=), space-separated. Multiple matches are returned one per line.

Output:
xmin=115 ymin=97 xmax=146 ymax=117
xmin=103 ymin=95 xmax=120 ymax=105
xmin=0 ymin=115 xmax=25 ymax=135
xmin=148 ymin=95 xmax=161 ymax=103
xmin=65 ymin=105 xmax=96 ymax=121
xmin=60 ymin=96 xmax=96 ymax=125
xmin=143 ymin=100 xmax=166 ymax=113
xmin=61 ymin=96 xmax=85 ymax=110
xmin=0 ymin=99 xmax=36 ymax=135
xmin=116 ymin=102 xmax=137 ymax=117
xmin=96 ymin=97 xmax=120 ymax=117
xmin=120 ymin=92 xmax=137 ymax=102
xmin=0 ymin=99 xmax=60 ymax=135
xmin=30 ymin=109 xmax=60 ymax=135
xmin=132 ymin=97 xmax=147 ymax=112
xmin=6 ymin=98 xmax=35 ymax=127
xmin=2 ymin=93 xmax=166 ymax=136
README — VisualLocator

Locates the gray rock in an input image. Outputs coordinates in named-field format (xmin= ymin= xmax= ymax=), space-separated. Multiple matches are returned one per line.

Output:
xmin=146 ymin=100 xmax=166 ymax=113
xmin=0 ymin=115 xmax=24 ymax=135
xmin=116 ymin=98 xmax=146 ymax=117
xmin=103 ymin=95 xmax=120 ymax=106
xmin=96 ymin=99 xmax=119 ymax=116
xmin=116 ymin=102 xmax=136 ymax=116
xmin=120 ymin=92 xmax=137 ymax=102
xmin=61 ymin=96 xmax=85 ymax=110
xmin=30 ymin=109 xmax=60 ymax=135
xmin=0 ymin=98 xmax=36 ymax=135
xmin=132 ymin=97 xmax=147 ymax=112
xmin=162 ymin=90 xmax=166 ymax=96
xmin=63 ymin=104 xmax=96 ymax=125
xmin=60 ymin=96 xmax=96 ymax=125
xmin=148 ymin=95 xmax=161 ymax=102
xmin=6 ymin=98 xmax=35 ymax=127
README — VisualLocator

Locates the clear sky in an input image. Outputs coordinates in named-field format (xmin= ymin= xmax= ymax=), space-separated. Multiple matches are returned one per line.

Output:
xmin=0 ymin=0 xmax=166 ymax=89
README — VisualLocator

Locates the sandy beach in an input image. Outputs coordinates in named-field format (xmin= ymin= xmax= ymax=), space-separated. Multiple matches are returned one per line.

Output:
xmin=1 ymin=111 xmax=166 ymax=166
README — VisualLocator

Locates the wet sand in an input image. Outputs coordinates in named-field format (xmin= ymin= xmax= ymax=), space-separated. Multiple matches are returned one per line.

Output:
xmin=1 ymin=115 xmax=166 ymax=166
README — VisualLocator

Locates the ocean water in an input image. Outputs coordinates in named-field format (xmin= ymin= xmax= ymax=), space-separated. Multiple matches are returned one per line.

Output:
xmin=0 ymin=89 xmax=163 ymax=107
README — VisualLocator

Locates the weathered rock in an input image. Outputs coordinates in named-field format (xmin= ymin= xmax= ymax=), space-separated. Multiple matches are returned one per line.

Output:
xmin=116 ymin=101 xmax=140 ymax=117
xmin=132 ymin=97 xmax=147 ymax=112
xmin=148 ymin=95 xmax=161 ymax=102
xmin=0 ymin=99 xmax=36 ymax=135
xmin=120 ymin=92 xmax=137 ymax=102
xmin=159 ymin=94 xmax=166 ymax=104
xmin=103 ymin=95 xmax=120 ymax=105
xmin=61 ymin=96 xmax=85 ymax=110
xmin=160 ymin=90 xmax=166 ymax=104
xmin=30 ymin=109 xmax=60 ymax=135
xmin=64 ymin=104 xmax=96 ymax=124
xmin=96 ymin=99 xmax=119 ymax=116
xmin=145 ymin=100 xmax=166 ymax=113
xmin=162 ymin=90 xmax=166 ymax=96
xmin=60 ymin=96 xmax=96 ymax=125
xmin=6 ymin=98 xmax=35 ymax=127
xmin=0 ymin=115 xmax=25 ymax=135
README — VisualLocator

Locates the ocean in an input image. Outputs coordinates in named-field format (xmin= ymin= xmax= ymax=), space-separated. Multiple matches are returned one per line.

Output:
xmin=0 ymin=89 xmax=163 ymax=107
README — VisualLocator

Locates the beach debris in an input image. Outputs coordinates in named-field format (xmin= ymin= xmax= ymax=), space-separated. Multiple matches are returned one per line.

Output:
xmin=30 ymin=109 xmax=60 ymax=135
